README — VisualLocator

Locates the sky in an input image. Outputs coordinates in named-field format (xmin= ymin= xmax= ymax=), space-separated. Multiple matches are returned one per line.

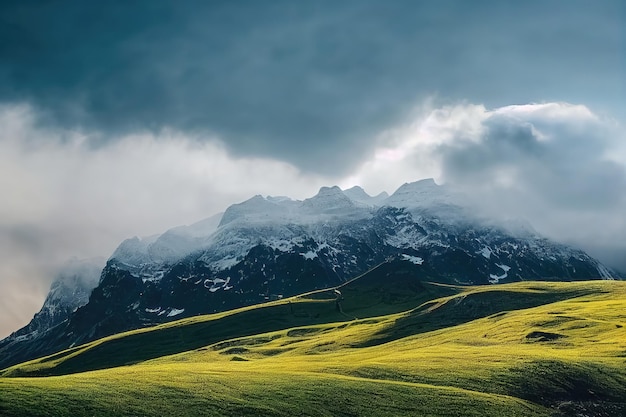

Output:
xmin=0 ymin=0 xmax=624 ymax=338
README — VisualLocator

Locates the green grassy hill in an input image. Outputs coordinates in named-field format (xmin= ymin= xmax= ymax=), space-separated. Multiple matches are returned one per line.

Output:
xmin=1 ymin=262 xmax=625 ymax=416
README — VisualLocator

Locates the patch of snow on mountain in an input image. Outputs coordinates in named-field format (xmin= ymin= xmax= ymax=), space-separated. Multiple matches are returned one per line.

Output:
xmin=110 ymin=235 xmax=159 ymax=267
xmin=111 ymin=213 xmax=223 ymax=271
xmin=385 ymin=179 xmax=456 ymax=208
xmin=383 ymin=179 xmax=476 ymax=229
xmin=11 ymin=333 xmax=35 ymax=343
xmin=343 ymin=186 xmax=390 ymax=207
xmin=597 ymin=263 xmax=615 ymax=280
xmin=302 ymin=186 xmax=351 ymax=211
xmin=267 ymin=236 xmax=304 ymax=252
xmin=147 ymin=231 xmax=202 ymax=264
xmin=167 ymin=308 xmax=185 ymax=317
xmin=301 ymin=251 xmax=318 ymax=260
xmin=211 ymin=257 xmax=239 ymax=271
xmin=219 ymin=195 xmax=290 ymax=227
xmin=384 ymin=225 xmax=427 ymax=249
xmin=301 ymin=186 xmax=370 ymax=219
xmin=402 ymin=254 xmax=424 ymax=265
xmin=489 ymin=264 xmax=511 ymax=284
xmin=266 ymin=195 xmax=294 ymax=204
xmin=478 ymin=247 xmax=492 ymax=259
xmin=204 ymin=277 xmax=232 ymax=292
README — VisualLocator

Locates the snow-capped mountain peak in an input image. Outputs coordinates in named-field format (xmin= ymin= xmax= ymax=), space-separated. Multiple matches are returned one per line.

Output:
xmin=343 ymin=186 xmax=389 ymax=207
xmin=2 ymin=177 xmax=620 ymax=371
xmin=342 ymin=185 xmax=370 ymax=200
xmin=301 ymin=185 xmax=361 ymax=214
xmin=110 ymin=235 xmax=159 ymax=268
xmin=266 ymin=195 xmax=294 ymax=204
xmin=385 ymin=178 xmax=454 ymax=208
xmin=111 ymin=213 xmax=224 ymax=269
xmin=219 ymin=195 xmax=290 ymax=227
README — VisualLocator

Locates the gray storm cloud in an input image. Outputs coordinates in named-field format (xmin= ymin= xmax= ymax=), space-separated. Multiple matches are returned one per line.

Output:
xmin=0 ymin=101 xmax=625 ymax=339
xmin=344 ymin=102 xmax=626 ymax=271
xmin=0 ymin=1 xmax=623 ymax=174
xmin=438 ymin=103 xmax=626 ymax=271
xmin=441 ymin=105 xmax=626 ymax=208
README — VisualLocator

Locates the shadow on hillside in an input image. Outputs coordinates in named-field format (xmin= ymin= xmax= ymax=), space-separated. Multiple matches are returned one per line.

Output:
xmin=356 ymin=287 xmax=596 ymax=347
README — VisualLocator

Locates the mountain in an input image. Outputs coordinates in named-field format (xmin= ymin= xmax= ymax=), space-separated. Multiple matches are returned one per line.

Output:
xmin=0 ymin=258 xmax=104 ymax=366
xmin=0 ymin=179 xmax=618 ymax=370
xmin=342 ymin=185 xmax=389 ymax=206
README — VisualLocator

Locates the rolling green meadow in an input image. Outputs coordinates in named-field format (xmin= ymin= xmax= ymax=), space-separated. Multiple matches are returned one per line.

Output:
xmin=1 ymin=264 xmax=625 ymax=416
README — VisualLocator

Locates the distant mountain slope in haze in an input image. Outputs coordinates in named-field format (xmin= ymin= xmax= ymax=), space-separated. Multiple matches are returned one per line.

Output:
xmin=0 ymin=258 xmax=104 ymax=364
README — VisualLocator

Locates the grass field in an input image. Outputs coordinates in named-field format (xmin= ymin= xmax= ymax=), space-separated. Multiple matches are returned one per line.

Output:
xmin=1 ymin=265 xmax=625 ymax=416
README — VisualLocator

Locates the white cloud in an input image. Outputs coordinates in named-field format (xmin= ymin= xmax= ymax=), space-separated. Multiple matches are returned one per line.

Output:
xmin=0 ymin=103 xmax=332 ymax=338
xmin=342 ymin=102 xmax=488 ymax=193
xmin=2 ymin=100 xmax=625 ymax=339
xmin=349 ymin=101 xmax=626 ymax=271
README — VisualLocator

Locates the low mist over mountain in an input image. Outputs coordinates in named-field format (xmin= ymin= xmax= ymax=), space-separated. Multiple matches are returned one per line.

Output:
xmin=0 ymin=179 xmax=618 ymax=370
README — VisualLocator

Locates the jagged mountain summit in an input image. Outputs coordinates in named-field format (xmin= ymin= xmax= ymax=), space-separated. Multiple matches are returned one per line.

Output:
xmin=342 ymin=185 xmax=389 ymax=206
xmin=0 ymin=179 xmax=618 ymax=370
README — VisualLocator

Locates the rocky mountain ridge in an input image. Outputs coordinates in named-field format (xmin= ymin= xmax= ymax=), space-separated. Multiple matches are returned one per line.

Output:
xmin=0 ymin=179 xmax=618 ymax=370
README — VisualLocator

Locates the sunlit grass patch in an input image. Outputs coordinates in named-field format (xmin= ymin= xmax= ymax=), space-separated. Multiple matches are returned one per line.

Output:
xmin=1 ymin=279 xmax=625 ymax=416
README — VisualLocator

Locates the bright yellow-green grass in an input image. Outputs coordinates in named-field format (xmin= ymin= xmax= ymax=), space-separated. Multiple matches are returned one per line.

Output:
xmin=1 ymin=278 xmax=625 ymax=416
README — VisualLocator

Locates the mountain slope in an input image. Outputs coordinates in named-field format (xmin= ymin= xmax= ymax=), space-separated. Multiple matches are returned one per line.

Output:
xmin=0 ymin=258 xmax=104 ymax=364
xmin=0 ymin=260 xmax=458 ymax=377
xmin=1 ymin=278 xmax=625 ymax=417
xmin=0 ymin=179 xmax=618 ymax=371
